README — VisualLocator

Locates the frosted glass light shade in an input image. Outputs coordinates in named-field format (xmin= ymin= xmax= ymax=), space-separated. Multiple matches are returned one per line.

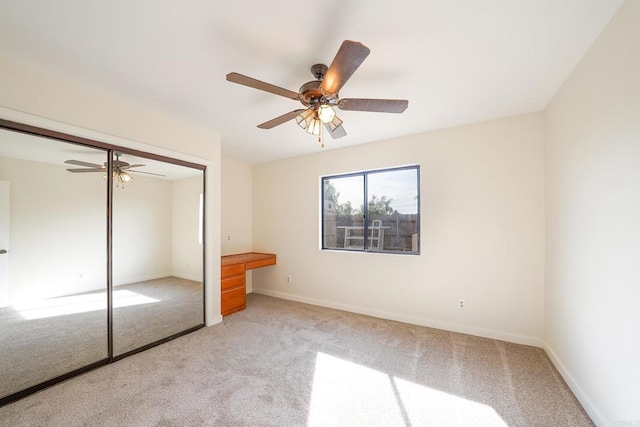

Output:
xmin=119 ymin=171 xmax=132 ymax=182
xmin=306 ymin=118 xmax=321 ymax=135
xmin=318 ymin=105 xmax=336 ymax=123
xmin=296 ymin=109 xmax=314 ymax=129
xmin=327 ymin=115 xmax=343 ymax=132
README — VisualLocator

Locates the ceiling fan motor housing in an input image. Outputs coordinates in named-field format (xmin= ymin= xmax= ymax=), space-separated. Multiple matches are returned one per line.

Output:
xmin=310 ymin=63 xmax=328 ymax=80
xmin=300 ymin=64 xmax=337 ymax=108
xmin=299 ymin=80 xmax=324 ymax=107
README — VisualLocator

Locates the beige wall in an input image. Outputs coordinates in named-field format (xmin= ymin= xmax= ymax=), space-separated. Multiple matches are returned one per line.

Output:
xmin=544 ymin=1 xmax=640 ymax=424
xmin=171 ymin=176 xmax=204 ymax=282
xmin=112 ymin=169 xmax=173 ymax=286
xmin=252 ymin=112 xmax=545 ymax=346
xmin=0 ymin=56 xmax=222 ymax=324
xmin=0 ymin=156 xmax=107 ymax=300
xmin=221 ymin=155 xmax=253 ymax=255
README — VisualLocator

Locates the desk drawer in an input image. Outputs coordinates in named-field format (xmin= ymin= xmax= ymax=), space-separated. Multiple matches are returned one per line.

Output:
xmin=221 ymin=273 xmax=245 ymax=291
xmin=246 ymin=256 xmax=276 ymax=270
xmin=221 ymin=285 xmax=246 ymax=316
xmin=221 ymin=263 xmax=245 ymax=278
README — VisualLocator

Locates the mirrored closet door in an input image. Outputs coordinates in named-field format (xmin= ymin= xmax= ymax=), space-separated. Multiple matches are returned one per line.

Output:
xmin=0 ymin=121 xmax=205 ymax=405
xmin=0 ymin=129 xmax=109 ymax=400
xmin=111 ymin=152 xmax=204 ymax=357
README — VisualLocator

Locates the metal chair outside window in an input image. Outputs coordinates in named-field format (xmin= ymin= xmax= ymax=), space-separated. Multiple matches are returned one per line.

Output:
xmin=343 ymin=220 xmax=383 ymax=250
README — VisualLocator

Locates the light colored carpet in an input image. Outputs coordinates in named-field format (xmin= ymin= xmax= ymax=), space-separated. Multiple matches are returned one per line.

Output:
xmin=0 ymin=293 xmax=592 ymax=426
xmin=113 ymin=276 xmax=204 ymax=356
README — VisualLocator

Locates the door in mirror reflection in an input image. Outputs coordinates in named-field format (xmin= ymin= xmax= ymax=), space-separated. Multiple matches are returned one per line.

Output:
xmin=0 ymin=129 xmax=108 ymax=399
xmin=111 ymin=153 xmax=204 ymax=357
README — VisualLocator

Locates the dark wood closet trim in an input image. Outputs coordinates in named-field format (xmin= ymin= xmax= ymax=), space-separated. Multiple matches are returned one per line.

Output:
xmin=0 ymin=359 xmax=110 ymax=407
xmin=111 ymin=324 xmax=205 ymax=362
xmin=0 ymin=119 xmax=206 ymax=171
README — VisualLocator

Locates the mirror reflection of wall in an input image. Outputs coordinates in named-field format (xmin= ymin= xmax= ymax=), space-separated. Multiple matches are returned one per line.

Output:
xmin=0 ymin=125 xmax=205 ymax=403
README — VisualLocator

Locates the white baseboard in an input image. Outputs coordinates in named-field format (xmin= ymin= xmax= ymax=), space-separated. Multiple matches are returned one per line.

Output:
xmin=113 ymin=272 xmax=173 ymax=287
xmin=543 ymin=343 xmax=605 ymax=426
xmin=172 ymin=273 xmax=203 ymax=282
xmin=252 ymin=288 xmax=544 ymax=348
xmin=206 ymin=314 xmax=223 ymax=327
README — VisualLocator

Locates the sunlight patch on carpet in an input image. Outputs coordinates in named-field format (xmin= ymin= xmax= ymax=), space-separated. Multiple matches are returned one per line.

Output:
xmin=14 ymin=290 xmax=159 ymax=320
xmin=307 ymin=352 xmax=507 ymax=426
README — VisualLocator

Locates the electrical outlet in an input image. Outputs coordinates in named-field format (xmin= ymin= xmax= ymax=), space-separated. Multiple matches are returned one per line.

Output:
xmin=227 ymin=235 xmax=231 ymax=241
xmin=287 ymin=276 xmax=292 ymax=283
xmin=458 ymin=299 xmax=465 ymax=309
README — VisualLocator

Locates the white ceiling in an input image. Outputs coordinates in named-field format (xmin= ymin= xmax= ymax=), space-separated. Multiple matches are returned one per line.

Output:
xmin=0 ymin=1 xmax=623 ymax=164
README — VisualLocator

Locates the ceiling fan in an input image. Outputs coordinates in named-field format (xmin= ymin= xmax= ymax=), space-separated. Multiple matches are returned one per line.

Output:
xmin=65 ymin=152 xmax=165 ymax=187
xmin=226 ymin=40 xmax=408 ymax=146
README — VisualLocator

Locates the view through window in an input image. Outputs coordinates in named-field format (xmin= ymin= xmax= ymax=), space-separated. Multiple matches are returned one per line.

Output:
xmin=322 ymin=166 xmax=420 ymax=254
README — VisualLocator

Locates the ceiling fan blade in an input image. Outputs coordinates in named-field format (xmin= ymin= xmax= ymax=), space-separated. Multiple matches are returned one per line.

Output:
xmin=324 ymin=122 xmax=347 ymax=139
xmin=338 ymin=98 xmax=408 ymax=113
xmin=258 ymin=109 xmax=307 ymax=129
xmin=226 ymin=72 xmax=301 ymax=100
xmin=65 ymin=159 xmax=104 ymax=168
xmin=129 ymin=170 xmax=166 ymax=177
xmin=320 ymin=40 xmax=370 ymax=96
xmin=66 ymin=168 xmax=104 ymax=173
xmin=121 ymin=164 xmax=145 ymax=170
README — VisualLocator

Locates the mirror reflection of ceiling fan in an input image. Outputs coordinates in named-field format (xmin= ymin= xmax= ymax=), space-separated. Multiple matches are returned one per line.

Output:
xmin=226 ymin=40 xmax=409 ymax=147
xmin=65 ymin=152 xmax=165 ymax=187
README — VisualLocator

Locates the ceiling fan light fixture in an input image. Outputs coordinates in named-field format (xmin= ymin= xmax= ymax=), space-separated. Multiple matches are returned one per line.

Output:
xmin=103 ymin=169 xmax=133 ymax=187
xmin=296 ymin=109 xmax=314 ymax=129
xmin=119 ymin=171 xmax=132 ymax=182
xmin=318 ymin=105 xmax=336 ymax=123
xmin=327 ymin=115 xmax=343 ymax=132
xmin=306 ymin=118 xmax=322 ymax=136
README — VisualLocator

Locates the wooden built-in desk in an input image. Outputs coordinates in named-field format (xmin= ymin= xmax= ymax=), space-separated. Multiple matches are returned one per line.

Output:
xmin=221 ymin=252 xmax=276 ymax=316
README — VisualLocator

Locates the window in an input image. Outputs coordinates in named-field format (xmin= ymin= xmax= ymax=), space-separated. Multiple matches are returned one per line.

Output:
xmin=322 ymin=166 xmax=420 ymax=254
